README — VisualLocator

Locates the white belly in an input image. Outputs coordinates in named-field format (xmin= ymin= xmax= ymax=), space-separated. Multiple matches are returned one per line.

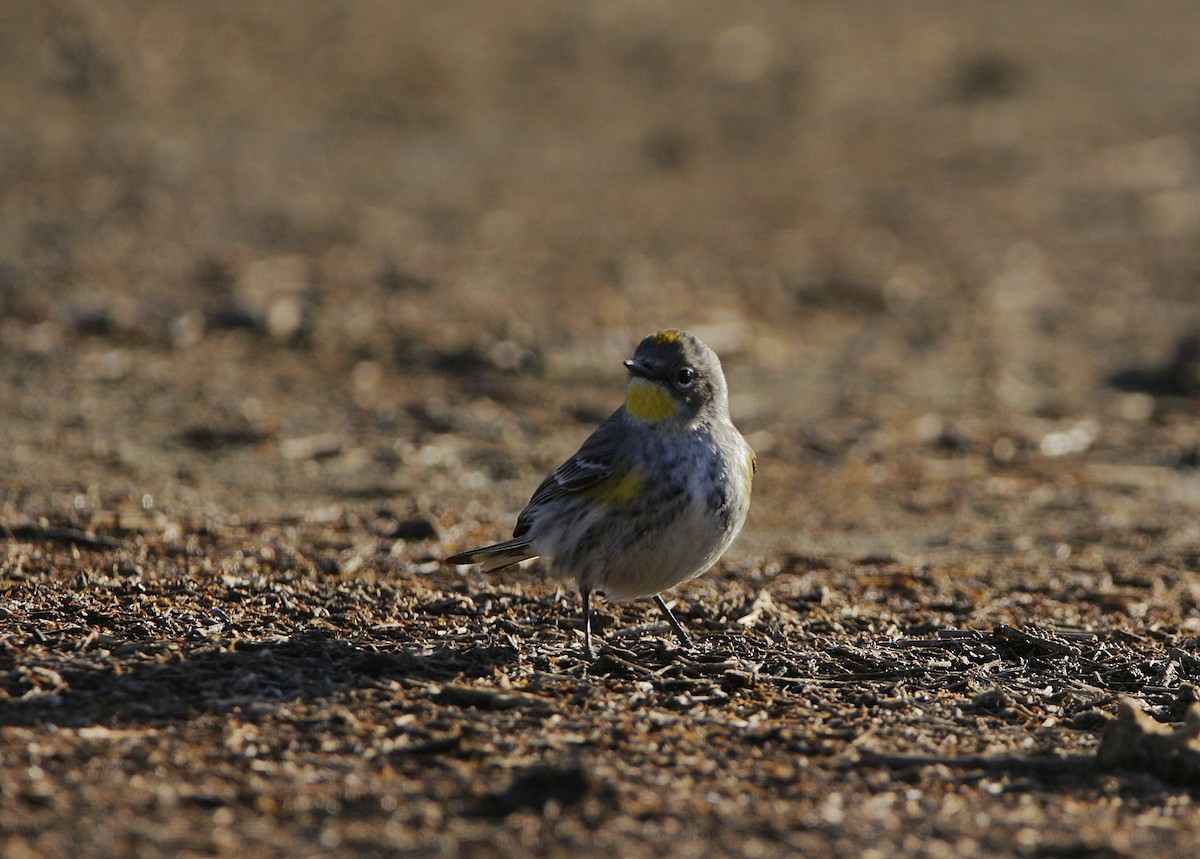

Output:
xmin=528 ymin=430 xmax=753 ymax=601
xmin=599 ymin=500 xmax=738 ymax=599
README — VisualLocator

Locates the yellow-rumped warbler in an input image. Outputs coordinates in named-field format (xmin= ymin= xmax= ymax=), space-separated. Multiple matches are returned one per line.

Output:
xmin=445 ymin=329 xmax=755 ymax=655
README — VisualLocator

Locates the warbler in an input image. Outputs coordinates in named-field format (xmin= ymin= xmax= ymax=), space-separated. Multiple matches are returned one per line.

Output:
xmin=445 ymin=329 xmax=755 ymax=656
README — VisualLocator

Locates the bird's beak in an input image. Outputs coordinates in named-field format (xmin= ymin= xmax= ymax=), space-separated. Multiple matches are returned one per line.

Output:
xmin=624 ymin=358 xmax=657 ymax=380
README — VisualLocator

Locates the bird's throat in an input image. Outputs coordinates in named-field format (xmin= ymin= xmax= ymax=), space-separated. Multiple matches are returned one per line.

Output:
xmin=626 ymin=377 xmax=679 ymax=422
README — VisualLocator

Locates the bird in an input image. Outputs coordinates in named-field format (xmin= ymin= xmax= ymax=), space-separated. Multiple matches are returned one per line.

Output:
xmin=445 ymin=328 xmax=755 ymax=656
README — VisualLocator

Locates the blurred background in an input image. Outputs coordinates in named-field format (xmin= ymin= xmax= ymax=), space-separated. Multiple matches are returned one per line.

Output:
xmin=3 ymin=1 xmax=1200 ymax=565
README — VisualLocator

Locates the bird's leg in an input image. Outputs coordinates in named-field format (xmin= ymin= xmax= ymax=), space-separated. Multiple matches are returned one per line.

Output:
xmin=581 ymin=587 xmax=593 ymax=657
xmin=654 ymin=594 xmax=693 ymax=649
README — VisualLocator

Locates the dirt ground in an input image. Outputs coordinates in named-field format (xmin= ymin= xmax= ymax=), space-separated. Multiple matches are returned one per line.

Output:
xmin=4 ymin=2 xmax=1200 ymax=857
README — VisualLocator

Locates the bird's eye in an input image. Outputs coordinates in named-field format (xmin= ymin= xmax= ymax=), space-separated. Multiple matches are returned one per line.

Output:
xmin=674 ymin=367 xmax=696 ymax=388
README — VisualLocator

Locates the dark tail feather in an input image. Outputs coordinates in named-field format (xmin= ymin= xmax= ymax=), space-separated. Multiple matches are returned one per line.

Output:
xmin=444 ymin=537 xmax=537 ymax=573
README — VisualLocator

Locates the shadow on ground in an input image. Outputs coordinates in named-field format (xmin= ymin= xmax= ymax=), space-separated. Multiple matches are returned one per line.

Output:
xmin=0 ymin=631 xmax=521 ymax=728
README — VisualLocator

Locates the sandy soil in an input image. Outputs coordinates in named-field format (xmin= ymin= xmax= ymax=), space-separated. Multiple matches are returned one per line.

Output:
xmin=4 ymin=2 xmax=1200 ymax=857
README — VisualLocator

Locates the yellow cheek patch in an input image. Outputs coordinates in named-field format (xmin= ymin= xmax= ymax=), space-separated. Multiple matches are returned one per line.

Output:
xmin=587 ymin=470 xmax=646 ymax=507
xmin=626 ymin=377 xmax=679 ymax=422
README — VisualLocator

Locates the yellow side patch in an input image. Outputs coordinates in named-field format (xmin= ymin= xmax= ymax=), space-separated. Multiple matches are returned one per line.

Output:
xmin=587 ymin=470 xmax=646 ymax=507
xmin=745 ymin=449 xmax=757 ymax=492
xmin=626 ymin=377 xmax=679 ymax=422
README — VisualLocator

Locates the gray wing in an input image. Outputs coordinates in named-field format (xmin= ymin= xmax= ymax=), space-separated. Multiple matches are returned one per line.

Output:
xmin=512 ymin=411 xmax=625 ymax=538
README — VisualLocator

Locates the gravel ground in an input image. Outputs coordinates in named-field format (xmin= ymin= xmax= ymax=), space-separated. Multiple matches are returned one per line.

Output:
xmin=4 ymin=2 xmax=1200 ymax=857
